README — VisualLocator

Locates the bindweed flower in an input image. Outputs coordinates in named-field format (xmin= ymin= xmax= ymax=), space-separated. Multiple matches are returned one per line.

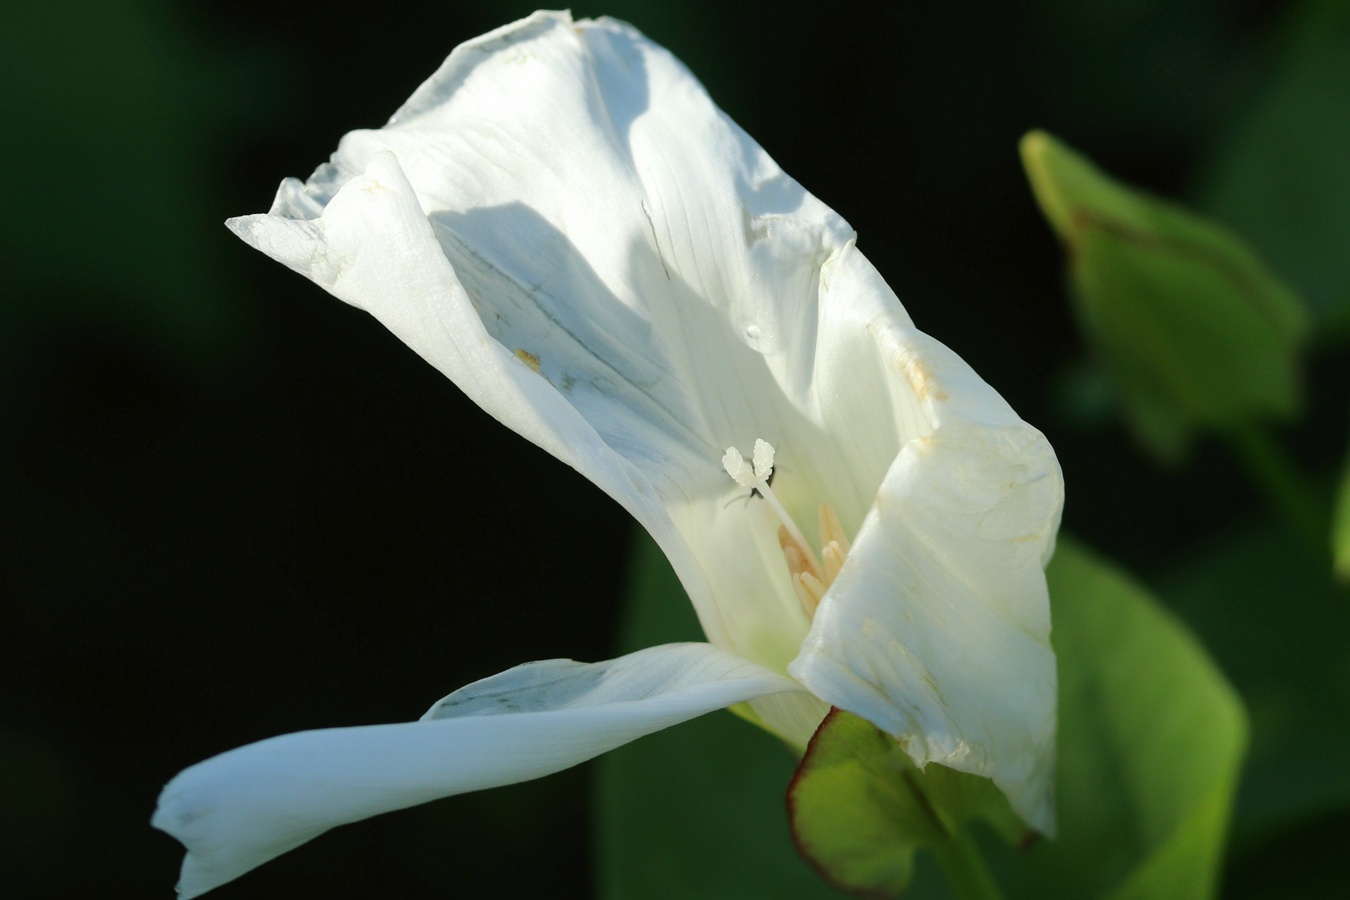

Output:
xmin=154 ymin=11 xmax=1063 ymax=897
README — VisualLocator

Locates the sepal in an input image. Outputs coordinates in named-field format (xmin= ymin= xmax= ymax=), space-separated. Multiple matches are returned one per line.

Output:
xmin=787 ymin=708 xmax=1030 ymax=897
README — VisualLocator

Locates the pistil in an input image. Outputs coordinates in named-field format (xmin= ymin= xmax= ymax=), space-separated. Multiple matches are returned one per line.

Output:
xmin=721 ymin=440 xmax=852 ymax=619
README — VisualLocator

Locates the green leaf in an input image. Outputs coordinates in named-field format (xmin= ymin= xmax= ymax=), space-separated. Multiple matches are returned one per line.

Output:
xmin=1159 ymin=521 xmax=1350 ymax=833
xmin=1334 ymin=441 xmax=1350 ymax=581
xmin=0 ymin=0 xmax=247 ymax=362
xmin=595 ymin=535 xmax=1247 ymax=900
xmin=788 ymin=708 xmax=1025 ymax=898
xmin=1198 ymin=0 xmax=1350 ymax=340
xmin=986 ymin=540 xmax=1247 ymax=900
xmin=593 ymin=531 xmax=839 ymax=900
xmin=1021 ymin=131 xmax=1308 ymax=459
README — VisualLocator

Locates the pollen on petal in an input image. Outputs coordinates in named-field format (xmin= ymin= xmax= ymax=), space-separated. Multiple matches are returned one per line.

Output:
xmin=514 ymin=348 xmax=542 ymax=373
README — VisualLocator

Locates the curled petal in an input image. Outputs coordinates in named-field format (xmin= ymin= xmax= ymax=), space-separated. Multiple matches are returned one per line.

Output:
xmin=227 ymin=11 xmax=864 ymax=698
xmin=790 ymin=328 xmax=1062 ymax=836
xmin=154 ymin=643 xmax=803 ymax=898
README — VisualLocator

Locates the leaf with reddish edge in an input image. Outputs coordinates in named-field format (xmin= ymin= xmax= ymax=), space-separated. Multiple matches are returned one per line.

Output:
xmin=788 ymin=708 xmax=1030 ymax=897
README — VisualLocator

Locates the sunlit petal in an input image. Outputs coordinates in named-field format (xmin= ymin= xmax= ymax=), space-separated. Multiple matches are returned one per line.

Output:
xmin=791 ymin=328 xmax=1062 ymax=835
xmin=196 ymin=10 xmax=1067 ymax=893
xmin=154 ymin=643 xmax=802 ymax=898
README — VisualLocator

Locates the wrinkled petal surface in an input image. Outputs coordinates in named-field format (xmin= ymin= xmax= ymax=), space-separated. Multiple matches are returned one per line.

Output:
xmin=153 ymin=643 xmax=802 ymax=898
xmin=225 ymin=11 xmax=874 ymax=689
xmin=791 ymin=328 xmax=1062 ymax=835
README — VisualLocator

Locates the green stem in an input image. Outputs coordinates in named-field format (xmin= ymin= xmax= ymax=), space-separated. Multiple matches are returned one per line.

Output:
xmin=930 ymin=829 xmax=1006 ymax=900
xmin=1223 ymin=423 xmax=1329 ymax=553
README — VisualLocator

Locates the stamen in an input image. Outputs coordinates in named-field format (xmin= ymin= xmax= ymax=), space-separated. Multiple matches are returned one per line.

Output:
xmin=822 ymin=541 xmax=847 ymax=586
xmin=819 ymin=503 xmax=852 ymax=556
xmin=778 ymin=525 xmax=825 ymax=585
xmin=819 ymin=502 xmax=851 ymax=585
xmin=793 ymin=571 xmax=828 ymax=618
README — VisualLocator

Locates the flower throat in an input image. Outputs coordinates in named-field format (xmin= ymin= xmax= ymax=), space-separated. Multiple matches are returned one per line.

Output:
xmin=721 ymin=439 xmax=851 ymax=620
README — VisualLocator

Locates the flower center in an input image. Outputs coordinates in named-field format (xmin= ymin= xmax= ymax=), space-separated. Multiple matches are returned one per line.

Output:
xmin=721 ymin=439 xmax=852 ymax=620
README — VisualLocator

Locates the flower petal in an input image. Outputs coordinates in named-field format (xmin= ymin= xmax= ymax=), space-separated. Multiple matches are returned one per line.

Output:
xmin=790 ymin=325 xmax=1063 ymax=835
xmin=227 ymin=11 xmax=1062 ymax=782
xmin=227 ymin=11 xmax=859 ymax=705
xmin=153 ymin=643 xmax=802 ymax=898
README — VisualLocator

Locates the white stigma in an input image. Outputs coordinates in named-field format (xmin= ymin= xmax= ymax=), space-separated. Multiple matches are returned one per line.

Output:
xmin=721 ymin=447 xmax=755 ymax=487
xmin=751 ymin=438 xmax=775 ymax=480
xmin=721 ymin=438 xmax=777 ymax=487
xmin=721 ymin=440 xmax=813 ymax=572
xmin=721 ymin=440 xmax=853 ymax=621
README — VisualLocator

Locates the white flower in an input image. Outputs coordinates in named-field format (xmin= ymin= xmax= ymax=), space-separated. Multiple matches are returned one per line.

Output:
xmin=154 ymin=11 xmax=1063 ymax=897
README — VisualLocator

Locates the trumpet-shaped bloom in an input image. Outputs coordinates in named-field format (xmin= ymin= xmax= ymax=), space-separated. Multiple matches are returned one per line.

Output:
xmin=154 ymin=11 xmax=1063 ymax=897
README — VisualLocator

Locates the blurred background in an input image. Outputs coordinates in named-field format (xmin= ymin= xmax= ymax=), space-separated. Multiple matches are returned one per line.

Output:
xmin=3 ymin=0 xmax=1347 ymax=897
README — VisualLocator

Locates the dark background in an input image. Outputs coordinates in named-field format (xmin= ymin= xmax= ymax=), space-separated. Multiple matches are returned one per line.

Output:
xmin=4 ymin=0 xmax=1344 ymax=897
